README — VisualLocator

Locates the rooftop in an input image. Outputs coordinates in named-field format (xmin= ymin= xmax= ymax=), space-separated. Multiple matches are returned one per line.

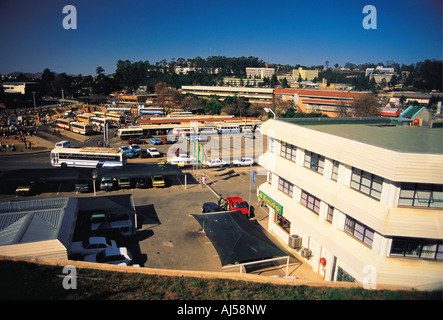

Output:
xmin=277 ymin=118 xmax=443 ymax=154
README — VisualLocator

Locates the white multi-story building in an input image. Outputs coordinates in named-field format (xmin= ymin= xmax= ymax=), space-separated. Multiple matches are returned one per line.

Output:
xmin=258 ymin=117 xmax=443 ymax=289
xmin=246 ymin=67 xmax=275 ymax=79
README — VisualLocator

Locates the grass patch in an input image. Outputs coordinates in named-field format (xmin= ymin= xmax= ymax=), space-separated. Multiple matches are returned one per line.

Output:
xmin=0 ymin=260 xmax=441 ymax=300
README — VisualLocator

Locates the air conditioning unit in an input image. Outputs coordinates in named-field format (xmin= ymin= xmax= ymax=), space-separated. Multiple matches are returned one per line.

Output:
xmin=288 ymin=234 xmax=302 ymax=249
xmin=301 ymin=247 xmax=312 ymax=258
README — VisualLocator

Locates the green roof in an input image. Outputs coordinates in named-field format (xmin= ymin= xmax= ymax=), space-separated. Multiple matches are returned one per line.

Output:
xmin=278 ymin=118 xmax=443 ymax=154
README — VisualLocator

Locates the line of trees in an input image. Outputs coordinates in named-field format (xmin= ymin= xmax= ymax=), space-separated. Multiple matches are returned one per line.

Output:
xmin=3 ymin=57 xmax=441 ymax=106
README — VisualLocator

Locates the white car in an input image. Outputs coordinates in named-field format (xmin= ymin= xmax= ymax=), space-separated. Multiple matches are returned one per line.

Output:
xmin=205 ymin=158 xmax=227 ymax=168
xmin=70 ymin=237 xmax=117 ymax=257
xmin=147 ymin=147 xmax=161 ymax=157
xmin=83 ymin=248 xmax=132 ymax=266
xmin=168 ymin=154 xmax=197 ymax=167
xmin=232 ymin=157 xmax=254 ymax=166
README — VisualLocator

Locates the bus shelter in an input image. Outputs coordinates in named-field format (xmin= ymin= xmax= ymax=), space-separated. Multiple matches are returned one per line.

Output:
xmin=192 ymin=211 xmax=290 ymax=275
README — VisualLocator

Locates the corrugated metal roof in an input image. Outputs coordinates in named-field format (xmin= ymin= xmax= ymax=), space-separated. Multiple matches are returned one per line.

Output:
xmin=0 ymin=198 xmax=72 ymax=246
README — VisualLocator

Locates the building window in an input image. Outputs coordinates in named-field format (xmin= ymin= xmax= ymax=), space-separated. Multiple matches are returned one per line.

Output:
xmin=390 ymin=237 xmax=443 ymax=261
xmin=331 ymin=160 xmax=340 ymax=181
xmin=304 ymin=151 xmax=325 ymax=174
xmin=278 ymin=177 xmax=293 ymax=197
xmin=398 ymin=183 xmax=443 ymax=208
xmin=326 ymin=205 xmax=334 ymax=223
xmin=274 ymin=213 xmax=291 ymax=234
xmin=344 ymin=216 xmax=374 ymax=248
xmin=300 ymin=190 xmax=321 ymax=215
xmin=350 ymin=167 xmax=383 ymax=200
xmin=280 ymin=142 xmax=297 ymax=162
xmin=336 ymin=266 xmax=356 ymax=283
xmin=268 ymin=137 xmax=275 ymax=153
xmin=268 ymin=171 xmax=272 ymax=185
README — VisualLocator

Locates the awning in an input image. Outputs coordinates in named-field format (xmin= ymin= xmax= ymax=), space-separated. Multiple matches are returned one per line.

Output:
xmin=191 ymin=211 xmax=287 ymax=267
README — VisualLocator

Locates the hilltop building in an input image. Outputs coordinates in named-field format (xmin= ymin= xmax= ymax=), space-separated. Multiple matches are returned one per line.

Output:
xmin=246 ymin=67 xmax=275 ymax=79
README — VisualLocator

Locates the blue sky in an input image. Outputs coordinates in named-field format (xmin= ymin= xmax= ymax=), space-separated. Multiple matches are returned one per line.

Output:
xmin=0 ymin=0 xmax=441 ymax=75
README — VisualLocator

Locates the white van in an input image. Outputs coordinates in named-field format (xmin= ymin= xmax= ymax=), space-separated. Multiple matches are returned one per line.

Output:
xmin=55 ymin=141 xmax=71 ymax=148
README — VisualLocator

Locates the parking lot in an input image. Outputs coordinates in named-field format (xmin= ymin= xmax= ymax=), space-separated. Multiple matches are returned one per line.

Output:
xmin=0 ymin=129 xmax=323 ymax=280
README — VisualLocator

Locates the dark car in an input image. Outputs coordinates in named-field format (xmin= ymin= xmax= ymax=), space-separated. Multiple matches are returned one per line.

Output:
xmin=75 ymin=179 xmax=91 ymax=193
xmin=135 ymin=177 xmax=148 ymax=188
xmin=139 ymin=149 xmax=150 ymax=158
xmin=202 ymin=202 xmax=223 ymax=213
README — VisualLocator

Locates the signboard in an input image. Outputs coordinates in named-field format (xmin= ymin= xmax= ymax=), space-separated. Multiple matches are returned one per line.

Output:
xmin=259 ymin=191 xmax=283 ymax=216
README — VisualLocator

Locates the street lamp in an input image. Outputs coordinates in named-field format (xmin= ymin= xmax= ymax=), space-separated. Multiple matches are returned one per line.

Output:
xmin=264 ymin=107 xmax=276 ymax=119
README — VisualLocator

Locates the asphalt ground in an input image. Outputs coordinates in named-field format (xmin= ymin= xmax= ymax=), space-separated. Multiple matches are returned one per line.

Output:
xmin=0 ymin=127 xmax=323 ymax=281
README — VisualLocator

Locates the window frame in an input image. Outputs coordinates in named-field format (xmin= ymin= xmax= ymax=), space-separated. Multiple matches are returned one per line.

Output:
xmin=280 ymin=141 xmax=297 ymax=162
xmin=350 ymin=167 xmax=383 ymax=200
xmin=344 ymin=215 xmax=375 ymax=248
xmin=390 ymin=237 xmax=443 ymax=261
xmin=300 ymin=190 xmax=321 ymax=215
xmin=398 ymin=183 xmax=443 ymax=208
xmin=304 ymin=150 xmax=325 ymax=174
xmin=278 ymin=177 xmax=294 ymax=198
xmin=274 ymin=213 xmax=291 ymax=234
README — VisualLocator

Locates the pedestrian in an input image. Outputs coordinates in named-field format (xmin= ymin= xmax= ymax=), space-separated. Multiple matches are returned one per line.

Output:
xmin=201 ymin=172 xmax=206 ymax=187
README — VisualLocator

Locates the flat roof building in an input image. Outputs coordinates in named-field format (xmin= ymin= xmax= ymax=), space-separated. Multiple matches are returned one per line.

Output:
xmin=181 ymin=85 xmax=274 ymax=105
xmin=258 ymin=117 xmax=443 ymax=289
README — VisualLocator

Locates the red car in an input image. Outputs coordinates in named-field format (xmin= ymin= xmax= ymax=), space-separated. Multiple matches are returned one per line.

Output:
xmin=226 ymin=196 xmax=249 ymax=217
xmin=127 ymin=138 xmax=146 ymax=145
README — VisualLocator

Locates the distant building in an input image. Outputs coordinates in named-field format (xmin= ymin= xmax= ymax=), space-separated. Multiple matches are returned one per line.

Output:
xmin=275 ymin=88 xmax=365 ymax=117
xmin=246 ymin=67 xmax=275 ymax=79
xmin=1 ymin=82 xmax=39 ymax=95
xmin=365 ymin=66 xmax=396 ymax=85
xmin=181 ymin=85 xmax=274 ymax=105
xmin=292 ymin=68 xmax=319 ymax=81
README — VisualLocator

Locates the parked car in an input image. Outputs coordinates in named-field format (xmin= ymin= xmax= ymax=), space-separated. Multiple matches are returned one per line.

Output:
xmin=135 ymin=177 xmax=148 ymax=188
xmin=168 ymin=154 xmax=197 ymax=167
xmin=151 ymin=175 xmax=165 ymax=188
xmin=128 ymin=138 xmax=146 ymax=145
xmin=15 ymin=180 xmax=36 ymax=196
xmin=159 ymin=137 xmax=176 ymax=144
xmin=117 ymin=176 xmax=131 ymax=189
xmin=205 ymin=158 xmax=227 ymax=168
xmin=139 ymin=149 xmax=150 ymax=158
xmin=147 ymin=147 xmax=161 ymax=157
xmin=100 ymin=177 xmax=115 ymax=191
xmin=232 ymin=157 xmax=254 ymax=166
xmin=83 ymin=248 xmax=132 ymax=266
xmin=91 ymin=212 xmax=136 ymax=237
xmin=119 ymin=146 xmax=135 ymax=158
xmin=150 ymin=138 xmax=162 ymax=145
xmin=75 ymin=179 xmax=91 ymax=193
xmin=70 ymin=237 xmax=117 ymax=258
xmin=90 ymin=211 xmax=108 ymax=231
xmin=129 ymin=144 xmax=142 ymax=155
xmin=226 ymin=196 xmax=249 ymax=217
xmin=202 ymin=202 xmax=223 ymax=213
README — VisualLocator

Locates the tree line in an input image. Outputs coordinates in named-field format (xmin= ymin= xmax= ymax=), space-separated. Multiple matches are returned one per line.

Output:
xmin=3 ymin=56 xmax=441 ymax=104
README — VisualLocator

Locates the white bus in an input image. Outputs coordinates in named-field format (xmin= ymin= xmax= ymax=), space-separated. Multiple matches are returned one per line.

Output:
xmin=55 ymin=118 xmax=72 ymax=130
xmin=217 ymin=124 xmax=241 ymax=134
xmin=51 ymin=147 xmax=126 ymax=168
xmin=90 ymin=116 xmax=111 ymax=128
xmin=171 ymin=127 xmax=195 ymax=136
xmin=70 ymin=122 xmax=93 ymax=135
xmin=117 ymin=126 xmax=144 ymax=140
